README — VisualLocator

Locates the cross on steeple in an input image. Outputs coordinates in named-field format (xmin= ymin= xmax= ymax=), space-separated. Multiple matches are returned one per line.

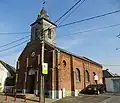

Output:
xmin=42 ymin=0 xmax=46 ymax=7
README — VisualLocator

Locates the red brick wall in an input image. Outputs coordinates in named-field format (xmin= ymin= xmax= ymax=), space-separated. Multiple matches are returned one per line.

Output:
xmin=57 ymin=51 xmax=103 ymax=91
xmin=59 ymin=52 xmax=71 ymax=91
xmin=17 ymin=41 xmax=41 ymax=90
xmin=17 ymin=42 xmax=103 ymax=92
xmin=89 ymin=63 xmax=103 ymax=84
xmin=73 ymin=57 xmax=84 ymax=90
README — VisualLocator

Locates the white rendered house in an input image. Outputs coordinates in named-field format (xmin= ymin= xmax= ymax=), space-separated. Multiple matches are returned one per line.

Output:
xmin=0 ymin=60 xmax=15 ymax=92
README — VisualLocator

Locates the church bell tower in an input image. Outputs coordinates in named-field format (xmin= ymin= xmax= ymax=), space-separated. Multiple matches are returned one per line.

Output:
xmin=30 ymin=7 xmax=56 ymax=45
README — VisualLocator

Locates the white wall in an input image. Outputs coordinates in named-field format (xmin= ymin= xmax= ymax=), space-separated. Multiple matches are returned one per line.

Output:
xmin=0 ymin=63 xmax=11 ymax=92
xmin=105 ymin=78 xmax=114 ymax=92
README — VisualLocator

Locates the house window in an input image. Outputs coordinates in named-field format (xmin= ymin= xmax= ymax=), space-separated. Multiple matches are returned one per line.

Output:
xmin=76 ymin=68 xmax=80 ymax=82
xmin=48 ymin=29 xmax=51 ymax=39
xmin=93 ymin=72 xmax=96 ymax=81
xmin=63 ymin=60 xmax=66 ymax=68
xmin=85 ymin=70 xmax=89 ymax=82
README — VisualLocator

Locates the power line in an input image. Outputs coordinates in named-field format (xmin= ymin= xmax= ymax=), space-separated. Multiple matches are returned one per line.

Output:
xmin=1 ymin=9 xmax=120 ymax=35
xmin=39 ymin=0 xmax=83 ymax=35
xmin=0 ymin=0 xmax=82 ymax=36
xmin=1 ymin=22 xmax=120 ymax=37
xmin=0 ymin=32 xmax=30 ymax=35
xmin=0 ymin=0 xmax=82 ymax=52
xmin=116 ymin=33 xmax=120 ymax=38
xmin=102 ymin=64 xmax=120 ymax=66
xmin=0 ymin=40 xmax=29 ymax=53
xmin=0 ymin=35 xmax=30 ymax=48
xmin=58 ymin=9 xmax=120 ymax=28
xmin=58 ymin=23 xmax=120 ymax=37
xmin=1 ymin=22 xmax=120 ymax=49
xmin=1 ymin=2 xmax=120 ymax=51
xmin=55 ymin=0 xmax=82 ymax=23
xmin=58 ymin=0 xmax=86 ymax=25
xmin=37 ymin=0 xmax=84 ymax=39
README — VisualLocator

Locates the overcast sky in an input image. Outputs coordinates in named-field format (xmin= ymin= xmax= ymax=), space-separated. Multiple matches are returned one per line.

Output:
xmin=0 ymin=0 xmax=120 ymax=73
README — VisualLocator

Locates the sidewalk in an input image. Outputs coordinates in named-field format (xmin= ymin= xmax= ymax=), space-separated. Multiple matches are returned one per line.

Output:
xmin=0 ymin=94 xmax=58 ymax=103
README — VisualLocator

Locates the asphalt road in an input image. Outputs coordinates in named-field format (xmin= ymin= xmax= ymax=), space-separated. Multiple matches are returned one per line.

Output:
xmin=53 ymin=94 xmax=120 ymax=103
xmin=1 ymin=93 xmax=120 ymax=103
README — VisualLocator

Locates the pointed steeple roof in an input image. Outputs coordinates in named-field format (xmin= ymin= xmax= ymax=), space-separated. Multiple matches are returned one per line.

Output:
xmin=30 ymin=7 xmax=56 ymax=27
xmin=37 ymin=7 xmax=50 ymax=20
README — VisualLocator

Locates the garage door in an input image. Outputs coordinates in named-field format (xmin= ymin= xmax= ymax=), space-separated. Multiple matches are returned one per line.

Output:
xmin=113 ymin=79 xmax=120 ymax=92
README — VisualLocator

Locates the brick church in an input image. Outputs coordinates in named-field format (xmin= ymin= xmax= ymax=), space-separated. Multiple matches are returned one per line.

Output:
xmin=16 ymin=8 xmax=103 ymax=99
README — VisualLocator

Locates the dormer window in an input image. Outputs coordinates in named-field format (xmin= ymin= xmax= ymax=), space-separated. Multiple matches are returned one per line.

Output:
xmin=48 ymin=29 xmax=51 ymax=39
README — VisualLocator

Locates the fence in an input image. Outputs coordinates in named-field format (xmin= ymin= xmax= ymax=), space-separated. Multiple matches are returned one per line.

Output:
xmin=3 ymin=86 xmax=15 ymax=94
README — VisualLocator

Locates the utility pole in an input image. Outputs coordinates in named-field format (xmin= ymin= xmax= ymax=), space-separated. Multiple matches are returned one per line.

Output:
xmin=39 ymin=27 xmax=45 ymax=103
xmin=39 ymin=40 xmax=45 ymax=103
xmin=23 ymin=58 xmax=28 ymax=95
xmin=14 ymin=61 xmax=19 ymax=101
xmin=39 ymin=2 xmax=47 ymax=102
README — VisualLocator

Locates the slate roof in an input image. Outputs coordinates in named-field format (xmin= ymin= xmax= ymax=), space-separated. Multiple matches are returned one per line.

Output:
xmin=30 ymin=7 xmax=56 ymax=27
xmin=0 ymin=60 xmax=15 ymax=76
xmin=103 ymin=70 xmax=120 ymax=78
xmin=18 ymin=38 xmax=103 ymax=68
xmin=44 ymin=40 xmax=103 ymax=67
xmin=37 ymin=7 xmax=50 ymax=21
xmin=109 ymin=72 xmax=120 ymax=77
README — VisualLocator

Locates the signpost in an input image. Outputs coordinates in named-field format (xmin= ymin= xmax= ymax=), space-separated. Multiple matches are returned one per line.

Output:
xmin=42 ymin=63 xmax=48 ymax=75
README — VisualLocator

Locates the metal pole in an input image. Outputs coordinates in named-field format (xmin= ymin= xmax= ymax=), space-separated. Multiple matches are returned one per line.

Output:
xmin=14 ymin=61 xmax=19 ymax=101
xmin=14 ymin=71 xmax=18 ymax=101
xmin=15 ymin=63 xmax=17 ymax=98
xmin=24 ymin=58 xmax=28 ymax=94
xmin=39 ymin=40 xmax=45 ymax=103
xmin=24 ymin=72 xmax=27 ymax=94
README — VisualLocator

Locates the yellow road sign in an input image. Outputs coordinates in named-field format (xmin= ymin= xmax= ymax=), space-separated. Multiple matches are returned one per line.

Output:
xmin=42 ymin=63 xmax=48 ymax=74
xmin=16 ymin=73 xmax=18 ymax=82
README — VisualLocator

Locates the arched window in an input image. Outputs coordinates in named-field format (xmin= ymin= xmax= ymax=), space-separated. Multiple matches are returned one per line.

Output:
xmin=63 ymin=60 xmax=66 ymax=69
xmin=48 ymin=29 xmax=51 ymax=39
xmin=76 ymin=68 xmax=80 ymax=82
xmin=93 ymin=72 xmax=96 ymax=81
xmin=85 ymin=70 xmax=89 ymax=82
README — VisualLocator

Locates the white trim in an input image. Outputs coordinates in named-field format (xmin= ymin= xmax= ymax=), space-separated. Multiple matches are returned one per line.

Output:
xmin=48 ymin=90 xmax=62 ymax=99
xmin=62 ymin=88 xmax=65 ymax=98
xmin=48 ymin=90 xmax=55 ymax=99
xmin=23 ymin=89 xmax=26 ymax=94
xmin=58 ymin=90 xmax=62 ymax=99
xmin=34 ymin=90 xmax=38 ymax=95
xmin=75 ymin=89 xmax=81 ymax=96
xmin=75 ymin=89 xmax=78 ymax=96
